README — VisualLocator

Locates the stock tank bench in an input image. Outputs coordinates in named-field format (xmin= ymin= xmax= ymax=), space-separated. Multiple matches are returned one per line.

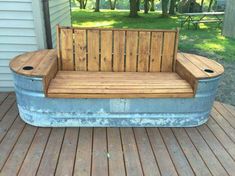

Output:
xmin=10 ymin=26 xmax=224 ymax=127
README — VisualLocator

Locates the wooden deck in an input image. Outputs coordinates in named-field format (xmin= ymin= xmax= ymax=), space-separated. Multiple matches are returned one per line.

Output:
xmin=0 ymin=92 xmax=235 ymax=176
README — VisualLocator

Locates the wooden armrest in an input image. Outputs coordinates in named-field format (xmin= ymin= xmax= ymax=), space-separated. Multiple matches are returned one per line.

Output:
xmin=175 ymin=52 xmax=224 ymax=91
xmin=10 ymin=49 xmax=58 ymax=93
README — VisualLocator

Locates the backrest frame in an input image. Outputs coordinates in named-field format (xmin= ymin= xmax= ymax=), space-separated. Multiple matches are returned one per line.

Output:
xmin=56 ymin=25 xmax=179 ymax=72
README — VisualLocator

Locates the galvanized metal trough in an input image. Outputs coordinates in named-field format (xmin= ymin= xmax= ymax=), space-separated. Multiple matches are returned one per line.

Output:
xmin=12 ymin=72 xmax=221 ymax=127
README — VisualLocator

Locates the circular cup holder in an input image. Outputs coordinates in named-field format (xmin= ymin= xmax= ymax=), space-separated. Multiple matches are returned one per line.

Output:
xmin=23 ymin=66 xmax=34 ymax=70
xmin=204 ymin=68 xmax=214 ymax=73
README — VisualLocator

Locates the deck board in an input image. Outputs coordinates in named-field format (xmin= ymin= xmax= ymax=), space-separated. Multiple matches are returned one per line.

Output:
xmin=0 ymin=92 xmax=235 ymax=176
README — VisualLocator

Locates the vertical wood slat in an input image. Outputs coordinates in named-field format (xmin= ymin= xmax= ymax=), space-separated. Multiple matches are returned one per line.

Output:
xmin=60 ymin=28 xmax=74 ymax=71
xmin=138 ymin=32 xmax=151 ymax=72
xmin=173 ymin=28 xmax=179 ymax=72
xmin=126 ymin=31 xmax=138 ymax=72
xmin=149 ymin=32 xmax=163 ymax=72
xmin=161 ymin=32 xmax=176 ymax=72
xmin=74 ymin=29 xmax=87 ymax=71
xmin=56 ymin=25 xmax=61 ymax=70
xmin=100 ymin=31 xmax=113 ymax=71
xmin=87 ymin=30 xmax=100 ymax=71
xmin=113 ymin=31 xmax=125 ymax=72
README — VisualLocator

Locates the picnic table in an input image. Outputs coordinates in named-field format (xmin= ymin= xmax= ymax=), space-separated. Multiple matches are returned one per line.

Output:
xmin=179 ymin=12 xmax=225 ymax=29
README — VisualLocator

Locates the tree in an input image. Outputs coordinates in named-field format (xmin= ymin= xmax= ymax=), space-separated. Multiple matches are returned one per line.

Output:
xmin=77 ymin=0 xmax=87 ymax=9
xmin=94 ymin=0 xmax=100 ymax=12
xmin=200 ymin=0 xmax=204 ymax=11
xmin=169 ymin=0 xmax=176 ymax=15
xmin=129 ymin=0 xmax=139 ymax=17
xmin=136 ymin=0 xmax=140 ymax=11
xmin=150 ymin=0 xmax=155 ymax=11
xmin=109 ymin=0 xmax=117 ymax=10
xmin=208 ymin=0 xmax=213 ymax=12
xmin=162 ymin=0 xmax=170 ymax=17
xmin=144 ymin=0 xmax=149 ymax=14
xmin=223 ymin=0 xmax=235 ymax=38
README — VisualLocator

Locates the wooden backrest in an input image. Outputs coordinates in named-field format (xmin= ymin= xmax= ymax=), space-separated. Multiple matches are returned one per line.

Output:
xmin=56 ymin=26 xmax=179 ymax=72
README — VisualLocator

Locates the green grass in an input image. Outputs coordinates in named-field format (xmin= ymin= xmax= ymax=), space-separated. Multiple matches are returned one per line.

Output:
xmin=72 ymin=9 xmax=235 ymax=61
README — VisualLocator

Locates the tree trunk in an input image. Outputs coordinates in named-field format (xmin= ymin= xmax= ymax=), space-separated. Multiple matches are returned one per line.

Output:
xmin=162 ymin=0 xmax=169 ymax=17
xmin=150 ymin=0 xmax=155 ymax=11
xmin=208 ymin=0 xmax=213 ymax=12
xmin=129 ymin=0 xmax=138 ymax=17
xmin=84 ymin=0 xmax=87 ymax=9
xmin=223 ymin=0 xmax=235 ymax=38
xmin=136 ymin=0 xmax=140 ymax=11
xmin=144 ymin=0 xmax=149 ymax=14
xmin=109 ymin=0 xmax=117 ymax=10
xmin=169 ymin=0 xmax=176 ymax=15
xmin=200 ymin=0 xmax=204 ymax=11
xmin=94 ymin=0 xmax=100 ymax=12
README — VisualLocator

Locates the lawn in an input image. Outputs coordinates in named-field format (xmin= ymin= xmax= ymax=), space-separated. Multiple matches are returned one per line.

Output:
xmin=72 ymin=9 xmax=235 ymax=62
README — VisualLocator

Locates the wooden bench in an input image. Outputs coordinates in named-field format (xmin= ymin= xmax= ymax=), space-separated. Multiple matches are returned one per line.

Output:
xmin=10 ymin=26 xmax=224 ymax=127
xmin=192 ymin=19 xmax=222 ymax=29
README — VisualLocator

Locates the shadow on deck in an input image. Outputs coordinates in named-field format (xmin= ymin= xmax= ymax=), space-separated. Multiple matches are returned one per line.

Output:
xmin=0 ymin=92 xmax=235 ymax=176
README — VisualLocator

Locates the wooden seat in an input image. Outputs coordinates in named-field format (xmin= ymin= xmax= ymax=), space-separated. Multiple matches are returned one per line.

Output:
xmin=47 ymin=71 xmax=193 ymax=98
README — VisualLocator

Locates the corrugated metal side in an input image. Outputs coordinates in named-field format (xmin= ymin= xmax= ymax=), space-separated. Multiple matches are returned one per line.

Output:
xmin=49 ymin=0 xmax=71 ymax=48
xmin=0 ymin=0 xmax=46 ymax=91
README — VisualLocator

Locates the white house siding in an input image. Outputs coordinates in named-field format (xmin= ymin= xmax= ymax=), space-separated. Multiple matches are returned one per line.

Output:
xmin=0 ymin=0 xmax=46 ymax=91
xmin=49 ymin=0 xmax=71 ymax=48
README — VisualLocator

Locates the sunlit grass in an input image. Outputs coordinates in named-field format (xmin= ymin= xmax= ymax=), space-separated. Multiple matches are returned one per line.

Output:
xmin=72 ymin=9 xmax=235 ymax=61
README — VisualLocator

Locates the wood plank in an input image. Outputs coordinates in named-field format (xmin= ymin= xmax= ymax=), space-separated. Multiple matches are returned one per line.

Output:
xmin=149 ymin=32 xmax=163 ymax=72
xmin=176 ymin=52 xmax=224 ymax=79
xmin=182 ymin=53 xmax=218 ymax=77
xmin=214 ymin=101 xmax=235 ymax=128
xmin=120 ymin=128 xmax=143 ymax=176
xmin=0 ymin=117 xmax=25 ymax=169
xmin=48 ymin=88 xmax=193 ymax=94
xmin=0 ymin=93 xmax=16 ymax=121
xmin=172 ymin=128 xmax=212 ymax=176
xmin=197 ymin=124 xmax=235 ymax=175
xmin=0 ymin=125 xmax=37 ymax=175
xmin=138 ymin=32 xmax=150 ymax=72
xmin=159 ymin=128 xmax=194 ymax=176
xmin=100 ymin=30 xmax=112 ymax=71
xmin=87 ymin=30 xmax=100 ymax=71
xmin=125 ymin=31 xmax=138 ymax=72
xmin=107 ymin=128 xmax=126 ymax=176
xmin=37 ymin=128 xmax=65 ymax=176
xmin=74 ymin=128 xmax=93 ymax=176
xmin=133 ymin=128 xmax=160 ymax=176
xmin=210 ymin=108 xmax=235 ymax=142
xmin=185 ymin=128 xmax=229 ymax=176
xmin=113 ymin=31 xmax=125 ymax=72
xmin=146 ymin=128 xmax=178 ymax=176
xmin=9 ymin=51 xmax=35 ymax=73
xmin=161 ymin=32 xmax=175 ymax=72
xmin=61 ymin=28 xmax=74 ymax=71
xmin=206 ymin=117 xmax=235 ymax=160
xmin=31 ymin=49 xmax=57 ymax=76
xmin=55 ymin=128 xmax=79 ymax=176
xmin=47 ymin=93 xmax=194 ymax=99
xmin=0 ymin=103 xmax=18 ymax=141
xmin=56 ymin=25 xmax=61 ymax=70
xmin=18 ymin=128 xmax=51 ymax=176
xmin=74 ymin=29 xmax=87 ymax=71
xmin=92 ymin=128 xmax=108 ymax=176
xmin=61 ymin=26 xmax=177 ymax=32
xmin=0 ymin=93 xmax=8 ymax=105
xmin=57 ymin=71 xmax=182 ymax=79
xmin=18 ymin=50 xmax=50 ymax=75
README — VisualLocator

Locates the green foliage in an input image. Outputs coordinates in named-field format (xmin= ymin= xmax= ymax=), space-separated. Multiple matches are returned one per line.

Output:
xmin=72 ymin=9 xmax=235 ymax=61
